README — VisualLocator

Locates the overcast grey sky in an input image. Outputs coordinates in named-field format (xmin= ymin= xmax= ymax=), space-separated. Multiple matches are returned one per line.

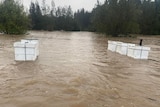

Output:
xmin=21 ymin=0 xmax=105 ymax=12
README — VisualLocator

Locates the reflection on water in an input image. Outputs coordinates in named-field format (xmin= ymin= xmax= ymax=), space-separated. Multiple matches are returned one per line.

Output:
xmin=0 ymin=31 xmax=160 ymax=107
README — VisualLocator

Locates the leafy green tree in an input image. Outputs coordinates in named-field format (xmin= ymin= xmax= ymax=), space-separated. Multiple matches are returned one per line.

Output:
xmin=118 ymin=0 xmax=141 ymax=35
xmin=106 ymin=0 xmax=119 ymax=36
xmin=92 ymin=3 xmax=108 ymax=33
xmin=29 ymin=2 xmax=43 ymax=30
xmin=153 ymin=0 xmax=160 ymax=34
xmin=29 ymin=2 xmax=36 ymax=29
xmin=54 ymin=6 xmax=78 ymax=31
xmin=74 ymin=9 xmax=92 ymax=31
xmin=27 ymin=0 xmax=160 ymax=35
xmin=140 ymin=0 xmax=155 ymax=34
xmin=0 ymin=0 xmax=29 ymax=34
xmin=92 ymin=0 xmax=141 ymax=36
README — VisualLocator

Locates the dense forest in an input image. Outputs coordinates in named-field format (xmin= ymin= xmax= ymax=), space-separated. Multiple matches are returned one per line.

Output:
xmin=0 ymin=0 xmax=29 ymax=34
xmin=0 ymin=0 xmax=160 ymax=36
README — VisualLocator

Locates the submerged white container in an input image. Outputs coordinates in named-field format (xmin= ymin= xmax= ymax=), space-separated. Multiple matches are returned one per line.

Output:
xmin=14 ymin=42 xmax=38 ymax=61
xmin=120 ymin=43 xmax=128 ymax=55
xmin=133 ymin=46 xmax=143 ymax=59
xmin=21 ymin=39 xmax=39 ymax=56
xmin=128 ymin=43 xmax=136 ymax=47
xmin=107 ymin=40 xmax=150 ymax=60
xmin=111 ymin=41 xmax=117 ymax=52
xmin=133 ymin=46 xmax=150 ymax=59
xmin=141 ymin=47 xmax=151 ymax=59
xmin=108 ymin=41 xmax=113 ymax=51
xmin=116 ymin=42 xmax=123 ymax=54
xmin=108 ymin=41 xmax=117 ymax=52
xmin=126 ymin=44 xmax=136 ymax=57
xmin=127 ymin=45 xmax=151 ymax=59
xmin=127 ymin=46 xmax=135 ymax=58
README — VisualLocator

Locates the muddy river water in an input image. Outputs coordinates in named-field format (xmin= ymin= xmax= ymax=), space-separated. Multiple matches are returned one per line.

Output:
xmin=0 ymin=31 xmax=160 ymax=107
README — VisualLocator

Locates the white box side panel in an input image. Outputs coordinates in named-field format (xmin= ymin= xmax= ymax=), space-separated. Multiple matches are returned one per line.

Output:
xmin=120 ymin=46 xmax=128 ymax=55
xmin=133 ymin=49 xmax=142 ymax=59
xmin=108 ymin=43 xmax=112 ymax=51
xmin=133 ymin=46 xmax=143 ymax=59
xmin=15 ymin=47 xmax=36 ymax=54
xmin=26 ymin=54 xmax=37 ymax=61
xmin=141 ymin=50 xmax=150 ymax=59
xmin=15 ymin=48 xmax=25 ymax=54
xmin=127 ymin=47 xmax=134 ymax=58
xmin=14 ymin=42 xmax=25 ymax=47
xmin=21 ymin=39 xmax=39 ymax=56
xmin=128 ymin=43 xmax=136 ymax=47
xmin=15 ymin=54 xmax=26 ymax=61
xmin=15 ymin=54 xmax=37 ymax=61
xmin=110 ymin=41 xmax=117 ymax=52
xmin=26 ymin=48 xmax=36 ymax=54
xmin=111 ymin=43 xmax=117 ymax=52
xmin=115 ymin=42 xmax=122 ymax=53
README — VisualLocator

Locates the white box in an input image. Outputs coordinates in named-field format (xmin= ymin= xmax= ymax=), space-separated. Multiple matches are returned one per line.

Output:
xmin=127 ymin=46 xmax=151 ymax=59
xmin=111 ymin=41 xmax=117 ymax=52
xmin=107 ymin=40 xmax=150 ymax=60
xmin=141 ymin=47 xmax=150 ymax=59
xmin=127 ymin=46 xmax=135 ymax=57
xmin=14 ymin=54 xmax=37 ymax=61
xmin=14 ymin=42 xmax=37 ymax=61
xmin=14 ymin=42 xmax=36 ymax=54
xmin=108 ymin=41 xmax=113 ymax=51
xmin=14 ymin=54 xmax=26 ymax=61
xmin=127 ymin=44 xmax=136 ymax=57
xmin=128 ymin=43 xmax=136 ymax=47
xmin=120 ymin=43 xmax=128 ymax=55
xmin=108 ymin=41 xmax=117 ymax=52
xmin=116 ymin=42 xmax=123 ymax=54
xmin=133 ymin=46 xmax=150 ymax=59
xmin=133 ymin=46 xmax=143 ymax=59
xmin=21 ymin=39 xmax=39 ymax=56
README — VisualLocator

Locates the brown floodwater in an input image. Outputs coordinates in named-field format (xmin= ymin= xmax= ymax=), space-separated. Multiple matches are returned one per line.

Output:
xmin=0 ymin=31 xmax=160 ymax=107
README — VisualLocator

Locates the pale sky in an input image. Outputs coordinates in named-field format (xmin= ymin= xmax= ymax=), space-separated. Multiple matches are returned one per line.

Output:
xmin=21 ymin=0 xmax=105 ymax=12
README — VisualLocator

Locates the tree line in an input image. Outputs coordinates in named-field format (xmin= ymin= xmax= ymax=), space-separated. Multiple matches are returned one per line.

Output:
xmin=0 ymin=0 xmax=160 ymax=36
xmin=0 ymin=0 xmax=29 ymax=34
xmin=92 ymin=0 xmax=160 ymax=36
xmin=29 ymin=0 xmax=91 ymax=31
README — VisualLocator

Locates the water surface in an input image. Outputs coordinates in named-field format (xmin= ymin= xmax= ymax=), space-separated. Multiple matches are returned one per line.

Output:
xmin=0 ymin=31 xmax=160 ymax=107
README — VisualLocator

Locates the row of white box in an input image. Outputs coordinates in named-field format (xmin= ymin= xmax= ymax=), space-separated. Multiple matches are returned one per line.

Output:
xmin=14 ymin=39 xmax=39 ymax=61
xmin=108 ymin=41 xmax=151 ymax=59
